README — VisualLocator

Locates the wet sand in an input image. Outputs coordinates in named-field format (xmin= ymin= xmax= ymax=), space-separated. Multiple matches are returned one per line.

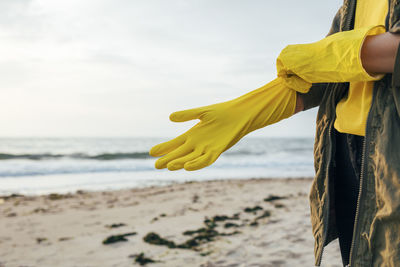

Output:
xmin=0 ymin=178 xmax=342 ymax=267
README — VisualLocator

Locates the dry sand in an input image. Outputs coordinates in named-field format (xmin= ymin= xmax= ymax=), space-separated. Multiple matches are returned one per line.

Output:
xmin=0 ymin=178 xmax=342 ymax=267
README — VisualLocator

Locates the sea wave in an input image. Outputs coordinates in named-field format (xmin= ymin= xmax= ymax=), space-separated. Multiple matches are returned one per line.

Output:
xmin=0 ymin=149 xmax=275 ymax=161
xmin=0 ymin=152 xmax=152 ymax=161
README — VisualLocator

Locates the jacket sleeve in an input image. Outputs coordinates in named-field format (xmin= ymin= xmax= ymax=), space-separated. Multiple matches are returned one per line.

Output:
xmin=298 ymin=6 xmax=343 ymax=111
xmin=390 ymin=2 xmax=400 ymax=88
xmin=389 ymin=3 xmax=400 ymax=33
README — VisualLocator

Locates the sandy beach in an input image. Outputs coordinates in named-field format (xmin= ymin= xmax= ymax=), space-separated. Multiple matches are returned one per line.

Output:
xmin=0 ymin=178 xmax=342 ymax=267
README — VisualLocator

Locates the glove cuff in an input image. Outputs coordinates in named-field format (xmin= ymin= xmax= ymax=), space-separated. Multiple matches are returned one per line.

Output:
xmin=357 ymin=25 xmax=386 ymax=81
xmin=276 ymin=25 xmax=386 ymax=93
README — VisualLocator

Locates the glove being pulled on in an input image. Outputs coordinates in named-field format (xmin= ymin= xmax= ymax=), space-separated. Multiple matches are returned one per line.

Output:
xmin=149 ymin=78 xmax=296 ymax=171
xmin=276 ymin=25 xmax=386 ymax=93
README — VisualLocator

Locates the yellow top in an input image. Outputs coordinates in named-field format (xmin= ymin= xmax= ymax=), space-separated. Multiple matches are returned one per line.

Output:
xmin=334 ymin=0 xmax=388 ymax=136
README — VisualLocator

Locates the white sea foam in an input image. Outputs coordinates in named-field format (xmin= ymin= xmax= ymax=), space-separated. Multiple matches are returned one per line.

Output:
xmin=0 ymin=137 xmax=315 ymax=195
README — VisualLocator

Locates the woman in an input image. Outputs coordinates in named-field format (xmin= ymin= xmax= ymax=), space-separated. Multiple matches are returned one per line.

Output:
xmin=151 ymin=1 xmax=400 ymax=265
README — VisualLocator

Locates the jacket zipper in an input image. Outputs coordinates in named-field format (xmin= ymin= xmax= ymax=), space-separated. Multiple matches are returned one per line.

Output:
xmin=346 ymin=81 xmax=377 ymax=267
xmin=346 ymin=130 xmax=367 ymax=267
xmin=316 ymin=124 xmax=333 ymax=266
xmin=317 ymin=1 xmax=357 ymax=266
xmin=345 ymin=0 xmax=357 ymax=31
xmin=347 ymin=0 xmax=390 ymax=265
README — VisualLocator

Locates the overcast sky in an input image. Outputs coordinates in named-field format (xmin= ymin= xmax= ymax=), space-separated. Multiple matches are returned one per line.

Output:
xmin=0 ymin=0 xmax=343 ymax=138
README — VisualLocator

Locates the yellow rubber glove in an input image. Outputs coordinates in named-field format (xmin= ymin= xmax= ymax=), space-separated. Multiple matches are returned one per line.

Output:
xmin=149 ymin=78 xmax=296 ymax=171
xmin=276 ymin=25 xmax=386 ymax=93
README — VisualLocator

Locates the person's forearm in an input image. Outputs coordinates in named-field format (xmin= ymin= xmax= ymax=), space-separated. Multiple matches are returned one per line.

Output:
xmin=294 ymin=93 xmax=304 ymax=114
xmin=361 ymin=32 xmax=400 ymax=75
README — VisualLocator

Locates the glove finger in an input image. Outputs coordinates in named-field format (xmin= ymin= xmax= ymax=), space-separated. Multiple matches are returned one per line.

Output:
xmin=155 ymin=143 xmax=193 ymax=169
xmin=149 ymin=135 xmax=186 ymax=157
xmin=169 ymin=107 xmax=205 ymax=122
xmin=166 ymin=148 xmax=203 ymax=171
xmin=184 ymin=151 xmax=219 ymax=171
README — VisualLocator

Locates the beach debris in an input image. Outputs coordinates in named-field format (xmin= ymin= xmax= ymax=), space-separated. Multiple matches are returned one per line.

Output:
xmin=200 ymin=251 xmax=213 ymax=257
xmin=263 ymin=195 xmax=287 ymax=202
xmin=244 ymin=206 xmax=263 ymax=213
xmin=105 ymin=223 xmax=126 ymax=229
xmin=178 ymin=235 xmax=214 ymax=249
xmin=76 ymin=190 xmax=87 ymax=195
xmin=188 ymin=207 xmax=199 ymax=212
xmin=143 ymin=211 xmax=244 ymax=254
xmin=255 ymin=210 xmax=271 ymax=221
xmin=143 ymin=232 xmax=177 ymax=248
xmin=203 ymin=213 xmax=240 ymax=229
xmin=249 ymin=221 xmax=259 ymax=227
xmin=102 ymin=232 xmax=137 ymax=245
xmin=47 ymin=193 xmax=72 ymax=201
xmin=203 ymin=218 xmax=217 ymax=229
xmin=144 ymin=212 xmax=242 ymax=251
xmin=144 ymin=230 xmax=221 ymax=250
xmin=248 ymin=210 xmax=272 ymax=227
xmin=224 ymin=222 xmax=240 ymax=228
xmin=58 ymin=237 xmax=73 ymax=242
xmin=211 ymin=215 xmax=229 ymax=222
xmin=150 ymin=213 xmax=167 ymax=223
xmin=6 ymin=212 xmax=17 ymax=217
xmin=274 ymin=203 xmax=285 ymax=208
xmin=220 ymin=231 xmax=241 ymax=236
xmin=192 ymin=194 xmax=200 ymax=203
xmin=205 ymin=212 xmax=240 ymax=226
xmin=213 ymin=213 xmax=240 ymax=221
xmin=36 ymin=237 xmax=48 ymax=244
xmin=32 ymin=207 xmax=48 ymax=213
xmin=1 ymin=193 xmax=24 ymax=200
xmin=131 ymin=253 xmax=157 ymax=265
xmin=183 ymin=227 xmax=218 ymax=236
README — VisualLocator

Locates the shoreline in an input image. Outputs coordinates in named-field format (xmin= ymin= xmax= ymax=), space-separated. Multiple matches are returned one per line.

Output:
xmin=0 ymin=177 xmax=313 ymax=197
xmin=0 ymin=177 xmax=341 ymax=267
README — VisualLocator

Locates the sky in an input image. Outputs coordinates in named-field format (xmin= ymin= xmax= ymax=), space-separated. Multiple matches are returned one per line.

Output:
xmin=0 ymin=0 xmax=343 ymax=138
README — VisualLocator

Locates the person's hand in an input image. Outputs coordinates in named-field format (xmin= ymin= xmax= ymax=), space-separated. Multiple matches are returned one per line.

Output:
xmin=149 ymin=78 xmax=296 ymax=171
xmin=276 ymin=25 xmax=386 ymax=93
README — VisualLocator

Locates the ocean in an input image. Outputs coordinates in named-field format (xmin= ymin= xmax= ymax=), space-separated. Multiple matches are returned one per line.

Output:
xmin=0 ymin=137 xmax=315 ymax=195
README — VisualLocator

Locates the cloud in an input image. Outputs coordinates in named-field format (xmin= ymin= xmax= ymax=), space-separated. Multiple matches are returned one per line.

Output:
xmin=0 ymin=0 xmax=342 ymax=137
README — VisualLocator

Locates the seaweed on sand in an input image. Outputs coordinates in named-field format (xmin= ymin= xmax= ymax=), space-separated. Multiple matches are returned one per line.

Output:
xmin=132 ymin=253 xmax=157 ymax=265
xmin=143 ymin=231 xmax=215 ymax=249
xmin=102 ymin=232 xmax=137 ymax=245
xmin=105 ymin=223 xmax=126 ymax=228
xmin=183 ymin=227 xmax=218 ymax=236
xmin=203 ymin=213 xmax=240 ymax=228
xmin=255 ymin=210 xmax=271 ymax=220
xmin=244 ymin=206 xmax=263 ymax=213
xmin=143 ymin=212 xmax=242 ymax=251
xmin=36 ymin=237 xmax=48 ymax=244
xmin=212 ymin=213 xmax=240 ymax=221
xmin=224 ymin=222 xmax=240 ymax=228
xmin=263 ymin=195 xmax=287 ymax=202
xmin=143 ymin=232 xmax=176 ymax=248
xmin=249 ymin=210 xmax=272 ymax=227
xmin=47 ymin=193 xmax=72 ymax=200
xmin=143 ymin=228 xmax=240 ymax=251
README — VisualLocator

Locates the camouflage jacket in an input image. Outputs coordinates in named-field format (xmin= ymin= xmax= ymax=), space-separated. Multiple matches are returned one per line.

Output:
xmin=300 ymin=0 xmax=400 ymax=266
